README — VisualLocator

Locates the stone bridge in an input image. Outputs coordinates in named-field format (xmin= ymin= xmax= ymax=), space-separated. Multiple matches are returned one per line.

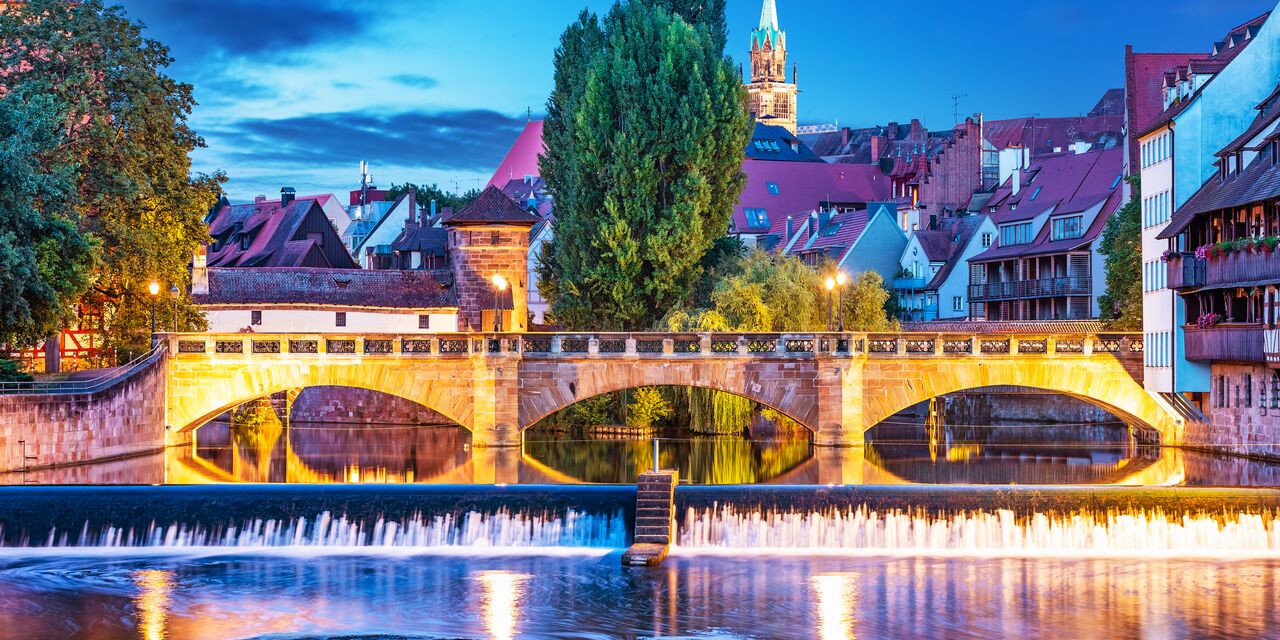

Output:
xmin=162 ymin=331 xmax=1181 ymax=448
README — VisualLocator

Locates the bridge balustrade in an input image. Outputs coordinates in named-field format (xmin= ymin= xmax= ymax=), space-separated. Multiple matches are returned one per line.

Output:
xmin=162 ymin=332 xmax=1144 ymax=362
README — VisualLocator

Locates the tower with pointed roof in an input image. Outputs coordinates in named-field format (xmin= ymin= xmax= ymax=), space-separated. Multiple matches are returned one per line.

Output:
xmin=745 ymin=0 xmax=798 ymax=133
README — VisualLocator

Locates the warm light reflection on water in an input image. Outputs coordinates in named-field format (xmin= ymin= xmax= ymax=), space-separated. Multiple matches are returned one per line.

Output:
xmin=812 ymin=573 xmax=858 ymax=640
xmin=475 ymin=570 xmax=530 ymax=640
xmin=131 ymin=570 xmax=174 ymax=640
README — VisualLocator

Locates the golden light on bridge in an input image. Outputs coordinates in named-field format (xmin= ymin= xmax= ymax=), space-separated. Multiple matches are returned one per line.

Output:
xmin=132 ymin=569 xmax=175 ymax=640
xmin=475 ymin=570 xmax=530 ymax=640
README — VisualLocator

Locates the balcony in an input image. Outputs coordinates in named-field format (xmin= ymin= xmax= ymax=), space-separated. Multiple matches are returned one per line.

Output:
xmin=1171 ymin=249 xmax=1280 ymax=291
xmin=1267 ymin=329 xmax=1280 ymax=368
xmin=1182 ymin=324 xmax=1265 ymax=363
xmin=1165 ymin=253 xmax=1206 ymax=290
xmin=968 ymin=277 xmax=1092 ymax=302
xmin=893 ymin=277 xmax=928 ymax=291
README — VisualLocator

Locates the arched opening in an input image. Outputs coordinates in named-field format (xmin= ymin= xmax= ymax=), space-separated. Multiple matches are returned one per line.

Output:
xmin=177 ymin=387 xmax=472 ymax=484
xmin=864 ymin=386 xmax=1166 ymax=485
xmin=523 ymin=385 xmax=813 ymax=484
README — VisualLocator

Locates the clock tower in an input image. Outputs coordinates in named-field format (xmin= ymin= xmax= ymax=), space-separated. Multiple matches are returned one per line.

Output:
xmin=745 ymin=0 xmax=798 ymax=133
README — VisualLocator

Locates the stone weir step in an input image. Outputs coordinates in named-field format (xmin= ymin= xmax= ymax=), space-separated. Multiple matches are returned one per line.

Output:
xmin=621 ymin=470 xmax=678 ymax=567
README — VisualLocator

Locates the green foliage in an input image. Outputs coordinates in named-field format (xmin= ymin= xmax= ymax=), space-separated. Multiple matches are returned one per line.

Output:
xmin=538 ymin=0 xmax=751 ymax=330
xmin=1099 ymin=176 xmax=1142 ymax=330
xmin=0 ymin=0 xmax=221 ymax=354
xmin=0 ymin=90 xmax=95 ymax=348
xmin=0 ymin=358 xmax=33 ymax=383
xmin=710 ymin=277 xmax=771 ymax=331
xmin=626 ymin=386 xmax=673 ymax=429
xmin=536 ymin=394 xmax=616 ymax=435
xmin=841 ymin=271 xmax=897 ymax=332
xmin=647 ymin=0 xmax=728 ymax=53
xmin=386 ymin=183 xmax=481 ymax=214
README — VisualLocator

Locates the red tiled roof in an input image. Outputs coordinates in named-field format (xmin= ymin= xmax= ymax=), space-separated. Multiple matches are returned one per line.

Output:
xmin=922 ymin=215 xmax=988 ymax=291
xmin=487 ymin=120 xmax=545 ymax=188
xmin=195 ymin=268 xmax=458 ymax=309
xmin=984 ymin=113 xmax=1123 ymax=157
xmin=207 ymin=199 xmax=357 ymax=269
xmin=444 ymin=186 xmax=540 ymax=225
xmin=734 ymin=160 xmax=891 ymax=233
xmin=901 ymin=320 xmax=1106 ymax=334
xmin=1126 ymin=51 xmax=1207 ymax=145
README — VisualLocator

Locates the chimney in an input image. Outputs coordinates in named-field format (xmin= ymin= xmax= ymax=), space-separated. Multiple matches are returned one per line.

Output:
xmin=1012 ymin=168 xmax=1021 ymax=196
xmin=910 ymin=119 xmax=924 ymax=138
xmin=808 ymin=211 xmax=818 ymax=238
xmin=887 ymin=122 xmax=899 ymax=139
xmin=817 ymin=208 xmax=832 ymax=233
xmin=365 ymin=246 xmax=376 ymax=270
xmin=254 ymin=195 xmax=267 ymax=205
xmin=786 ymin=215 xmax=794 ymax=241
xmin=191 ymin=247 xmax=209 ymax=296
xmin=280 ymin=187 xmax=296 ymax=206
xmin=408 ymin=187 xmax=418 ymax=225
xmin=870 ymin=135 xmax=884 ymax=161
xmin=840 ymin=127 xmax=849 ymax=150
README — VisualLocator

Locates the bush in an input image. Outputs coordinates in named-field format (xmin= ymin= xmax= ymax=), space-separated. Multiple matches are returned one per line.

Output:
xmin=627 ymin=387 xmax=672 ymax=429
xmin=0 ymin=358 xmax=32 ymax=382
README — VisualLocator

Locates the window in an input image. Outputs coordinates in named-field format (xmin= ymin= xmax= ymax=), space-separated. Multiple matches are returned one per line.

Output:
xmin=251 ymin=310 xmax=262 ymax=326
xmin=981 ymin=232 xmax=992 ymax=248
xmin=1029 ymin=186 xmax=1042 ymax=201
xmin=419 ymin=315 xmax=431 ymax=330
xmin=999 ymin=222 xmax=1032 ymax=246
xmin=767 ymin=182 xmax=780 ymax=195
xmin=744 ymin=208 xmax=770 ymax=228
xmin=821 ymin=222 xmax=843 ymax=237
xmin=1111 ymin=175 xmax=1123 ymax=190
xmin=1050 ymin=216 xmax=1083 ymax=241
xmin=1246 ymin=374 xmax=1253 ymax=408
xmin=335 ymin=312 xmax=347 ymax=327
xmin=953 ymin=296 xmax=963 ymax=312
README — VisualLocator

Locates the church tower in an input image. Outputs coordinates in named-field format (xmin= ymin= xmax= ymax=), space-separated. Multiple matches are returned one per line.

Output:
xmin=745 ymin=0 xmax=798 ymax=133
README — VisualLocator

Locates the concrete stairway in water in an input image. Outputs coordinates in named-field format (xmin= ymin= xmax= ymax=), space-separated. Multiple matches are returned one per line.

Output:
xmin=622 ymin=470 xmax=678 ymax=567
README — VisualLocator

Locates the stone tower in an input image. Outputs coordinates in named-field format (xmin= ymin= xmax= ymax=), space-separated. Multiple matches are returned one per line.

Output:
xmin=745 ymin=0 xmax=798 ymax=133
xmin=444 ymin=186 xmax=539 ymax=333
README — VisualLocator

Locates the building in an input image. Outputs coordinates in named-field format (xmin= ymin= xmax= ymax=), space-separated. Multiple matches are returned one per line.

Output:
xmin=731 ymin=161 xmax=891 ymax=244
xmin=746 ymin=123 xmax=824 ymax=163
xmin=1134 ymin=10 xmax=1276 ymax=399
xmin=772 ymin=203 xmax=907 ymax=283
xmin=967 ymin=148 xmax=1125 ymax=321
xmin=206 ymin=189 xmax=358 ymax=269
xmin=893 ymin=215 xmax=997 ymax=322
xmin=745 ymin=0 xmax=797 ymax=134
xmin=353 ymin=192 xmax=424 ymax=270
xmin=1156 ymin=82 xmax=1280 ymax=455
xmin=193 ymin=187 xmax=539 ymax=335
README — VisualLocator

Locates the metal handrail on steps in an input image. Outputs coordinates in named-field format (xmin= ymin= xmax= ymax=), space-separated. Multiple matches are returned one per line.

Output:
xmin=0 ymin=345 xmax=165 ymax=396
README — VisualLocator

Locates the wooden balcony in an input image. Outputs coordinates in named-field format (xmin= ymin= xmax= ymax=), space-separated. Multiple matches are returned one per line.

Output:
xmin=968 ymin=277 xmax=1092 ymax=302
xmin=1266 ymin=329 xmax=1280 ymax=368
xmin=1165 ymin=253 xmax=1206 ymax=290
xmin=1182 ymin=324 xmax=1266 ymax=363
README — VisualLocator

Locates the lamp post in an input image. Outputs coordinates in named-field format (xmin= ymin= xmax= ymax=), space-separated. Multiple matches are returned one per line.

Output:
xmin=835 ymin=271 xmax=848 ymax=332
xmin=169 ymin=285 xmax=180 ymax=333
xmin=491 ymin=274 xmax=509 ymax=332
xmin=147 ymin=280 xmax=160 ymax=345
xmin=824 ymin=276 xmax=836 ymax=332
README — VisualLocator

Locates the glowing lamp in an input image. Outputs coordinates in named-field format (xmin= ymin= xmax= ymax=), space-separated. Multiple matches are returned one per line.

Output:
xmin=492 ymin=274 xmax=509 ymax=291
xmin=824 ymin=277 xmax=836 ymax=291
xmin=836 ymin=272 xmax=848 ymax=287
xmin=148 ymin=281 xmax=160 ymax=297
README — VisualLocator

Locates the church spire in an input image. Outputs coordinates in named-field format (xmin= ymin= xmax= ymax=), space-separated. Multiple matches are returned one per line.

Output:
xmin=760 ymin=0 xmax=779 ymax=30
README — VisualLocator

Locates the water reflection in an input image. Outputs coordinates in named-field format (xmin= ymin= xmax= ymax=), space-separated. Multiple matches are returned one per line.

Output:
xmin=813 ymin=573 xmax=858 ymax=640
xmin=132 ymin=570 xmax=174 ymax=640
xmin=475 ymin=571 xmax=530 ymax=640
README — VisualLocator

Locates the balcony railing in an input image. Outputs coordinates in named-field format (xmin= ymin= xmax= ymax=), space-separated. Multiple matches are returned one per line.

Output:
xmin=1165 ymin=253 xmax=1206 ymax=290
xmin=968 ymin=277 xmax=1092 ymax=302
xmin=1182 ymin=324 xmax=1265 ymax=363
xmin=892 ymin=277 xmax=928 ymax=291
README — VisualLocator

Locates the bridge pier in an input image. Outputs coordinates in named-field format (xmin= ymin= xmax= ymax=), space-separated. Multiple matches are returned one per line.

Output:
xmin=470 ymin=355 xmax=523 ymax=448
xmin=813 ymin=359 xmax=865 ymax=447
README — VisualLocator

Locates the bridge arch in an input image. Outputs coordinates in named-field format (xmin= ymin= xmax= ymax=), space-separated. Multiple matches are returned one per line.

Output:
xmin=517 ymin=359 xmax=821 ymax=434
xmin=860 ymin=357 xmax=1181 ymax=439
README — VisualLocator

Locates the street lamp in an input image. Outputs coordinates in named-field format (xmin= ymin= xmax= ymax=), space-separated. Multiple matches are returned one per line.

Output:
xmin=147 ymin=280 xmax=160 ymax=344
xmin=835 ymin=271 xmax=848 ymax=332
xmin=169 ymin=285 xmax=180 ymax=333
xmin=824 ymin=276 xmax=836 ymax=332
xmin=491 ymin=274 xmax=509 ymax=332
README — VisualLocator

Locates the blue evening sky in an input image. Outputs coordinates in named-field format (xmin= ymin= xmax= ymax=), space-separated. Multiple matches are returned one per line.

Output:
xmin=119 ymin=0 xmax=1276 ymax=202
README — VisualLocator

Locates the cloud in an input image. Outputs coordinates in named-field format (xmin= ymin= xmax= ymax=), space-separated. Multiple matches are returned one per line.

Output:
xmin=210 ymin=109 xmax=528 ymax=173
xmin=389 ymin=74 xmax=440 ymax=90
xmin=124 ymin=0 xmax=380 ymax=64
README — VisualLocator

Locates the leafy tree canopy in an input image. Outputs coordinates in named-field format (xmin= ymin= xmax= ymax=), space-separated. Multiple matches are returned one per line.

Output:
xmin=1099 ymin=176 xmax=1142 ymax=330
xmin=387 ymin=183 xmax=482 ymax=214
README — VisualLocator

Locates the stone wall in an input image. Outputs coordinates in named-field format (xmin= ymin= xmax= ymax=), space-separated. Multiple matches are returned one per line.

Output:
xmin=448 ymin=226 xmax=530 ymax=332
xmin=1184 ymin=363 xmax=1280 ymax=460
xmin=942 ymin=391 xmax=1121 ymax=426
xmin=289 ymin=387 xmax=454 ymax=425
xmin=0 ymin=351 xmax=168 ymax=473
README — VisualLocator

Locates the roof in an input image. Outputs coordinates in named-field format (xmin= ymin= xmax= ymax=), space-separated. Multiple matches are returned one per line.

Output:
xmin=983 ymin=113 xmax=1123 ymax=157
xmin=195 ymin=268 xmax=458 ymax=309
xmin=1159 ymin=124 xmax=1280 ymax=238
xmin=207 ymin=198 xmax=357 ymax=269
xmin=1126 ymin=52 xmax=1208 ymax=141
xmin=733 ymin=160 xmax=891 ymax=233
xmin=972 ymin=149 xmax=1124 ymax=262
xmin=900 ymin=320 xmax=1107 ymax=334
xmin=486 ymin=120 xmax=545 ymax=189
xmin=443 ymin=186 xmax=540 ymax=226
xmin=746 ymin=123 xmax=824 ymax=162
xmin=793 ymin=209 xmax=870 ymax=256
xmin=391 ymin=225 xmax=450 ymax=256
xmin=915 ymin=215 xmax=988 ymax=291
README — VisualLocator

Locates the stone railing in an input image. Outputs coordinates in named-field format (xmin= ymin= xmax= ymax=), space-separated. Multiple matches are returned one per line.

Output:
xmin=165 ymin=332 xmax=1144 ymax=360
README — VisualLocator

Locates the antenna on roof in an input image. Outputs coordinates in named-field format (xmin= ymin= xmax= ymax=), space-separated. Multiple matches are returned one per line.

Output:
xmin=527 ymin=106 xmax=532 ymax=123
xmin=951 ymin=93 xmax=968 ymax=125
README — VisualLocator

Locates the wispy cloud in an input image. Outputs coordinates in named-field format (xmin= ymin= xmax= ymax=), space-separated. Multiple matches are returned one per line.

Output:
xmin=388 ymin=74 xmax=440 ymax=90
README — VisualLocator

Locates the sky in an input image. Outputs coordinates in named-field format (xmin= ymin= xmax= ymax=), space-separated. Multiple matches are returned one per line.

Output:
xmin=118 ymin=0 xmax=1278 ymax=202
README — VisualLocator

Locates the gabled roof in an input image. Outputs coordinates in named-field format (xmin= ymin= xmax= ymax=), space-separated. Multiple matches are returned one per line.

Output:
xmin=1159 ymin=118 xmax=1280 ymax=238
xmin=444 ymin=186 xmax=540 ymax=226
xmin=487 ymin=120 xmax=545 ymax=189
xmin=1126 ymin=51 xmax=1208 ymax=142
xmin=207 ymin=198 xmax=357 ymax=269
xmin=195 ymin=268 xmax=457 ymax=309
xmin=983 ymin=112 xmax=1123 ymax=157
xmin=746 ymin=123 xmax=824 ymax=162
xmin=922 ymin=215 xmax=988 ymax=290
xmin=733 ymin=160 xmax=890 ymax=233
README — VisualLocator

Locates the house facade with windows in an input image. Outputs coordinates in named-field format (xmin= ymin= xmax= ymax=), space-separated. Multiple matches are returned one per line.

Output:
xmin=967 ymin=148 xmax=1125 ymax=321
xmin=893 ymin=215 xmax=996 ymax=322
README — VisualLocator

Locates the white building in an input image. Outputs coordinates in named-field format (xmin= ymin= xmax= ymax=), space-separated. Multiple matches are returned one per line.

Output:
xmin=893 ymin=215 xmax=996 ymax=321
xmin=1138 ymin=124 xmax=1177 ymax=393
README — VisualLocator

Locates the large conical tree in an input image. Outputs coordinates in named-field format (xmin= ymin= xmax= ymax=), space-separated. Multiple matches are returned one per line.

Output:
xmin=539 ymin=0 xmax=750 ymax=331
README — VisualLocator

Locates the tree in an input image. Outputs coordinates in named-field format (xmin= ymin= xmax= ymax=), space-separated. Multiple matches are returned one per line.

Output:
xmin=840 ymin=271 xmax=897 ymax=332
xmin=648 ymin=0 xmax=727 ymax=53
xmin=387 ymin=183 xmax=481 ymax=214
xmin=1099 ymin=176 xmax=1142 ymax=330
xmin=0 ymin=91 xmax=96 ymax=350
xmin=626 ymin=387 xmax=672 ymax=429
xmin=0 ymin=0 xmax=222 ymax=355
xmin=538 ymin=0 xmax=751 ymax=330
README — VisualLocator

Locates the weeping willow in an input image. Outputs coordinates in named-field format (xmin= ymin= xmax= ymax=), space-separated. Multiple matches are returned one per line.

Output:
xmin=683 ymin=388 xmax=756 ymax=435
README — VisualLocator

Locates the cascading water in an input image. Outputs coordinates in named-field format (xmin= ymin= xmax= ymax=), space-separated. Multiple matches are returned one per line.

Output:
xmin=1 ymin=509 xmax=627 ymax=550
xmin=676 ymin=505 xmax=1280 ymax=556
